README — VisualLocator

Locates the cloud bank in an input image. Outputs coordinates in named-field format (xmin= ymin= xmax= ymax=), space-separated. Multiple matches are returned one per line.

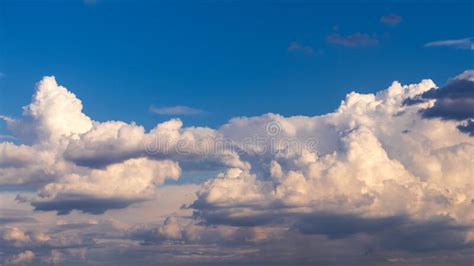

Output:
xmin=1 ymin=72 xmax=473 ymax=264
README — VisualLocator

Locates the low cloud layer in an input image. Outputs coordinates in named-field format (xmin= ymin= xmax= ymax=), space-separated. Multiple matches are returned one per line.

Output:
xmin=1 ymin=72 xmax=473 ymax=264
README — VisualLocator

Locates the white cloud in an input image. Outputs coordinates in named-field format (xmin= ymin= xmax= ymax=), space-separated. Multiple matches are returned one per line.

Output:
xmin=192 ymin=77 xmax=474 ymax=231
xmin=425 ymin=38 xmax=473 ymax=50
xmin=0 ymin=73 xmax=473 ymax=263
xmin=31 ymin=157 xmax=181 ymax=215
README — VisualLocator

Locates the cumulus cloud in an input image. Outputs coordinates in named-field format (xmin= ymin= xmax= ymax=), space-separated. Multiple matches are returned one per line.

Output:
xmin=1 ymin=72 xmax=473 ymax=263
xmin=0 ymin=76 xmax=249 ymax=214
xmin=31 ymin=158 xmax=181 ymax=215
xmin=418 ymin=70 xmax=474 ymax=121
xmin=150 ymin=105 xmax=207 ymax=116
xmin=3 ymin=227 xmax=31 ymax=244
xmin=189 ymin=75 xmax=474 ymax=252
xmin=2 ymin=76 xmax=93 ymax=145
xmin=380 ymin=14 xmax=402 ymax=26
xmin=326 ymin=33 xmax=378 ymax=47
xmin=425 ymin=38 xmax=473 ymax=50
xmin=7 ymin=250 xmax=34 ymax=265
xmin=0 ymin=221 xmax=95 ymax=265
xmin=404 ymin=70 xmax=474 ymax=137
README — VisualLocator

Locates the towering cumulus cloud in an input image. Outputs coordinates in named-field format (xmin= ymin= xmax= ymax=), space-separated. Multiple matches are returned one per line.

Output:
xmin=191 ymin=77 xmax=474 ymax=251
xmin=1 ymin=72 xmax=473 ymax=264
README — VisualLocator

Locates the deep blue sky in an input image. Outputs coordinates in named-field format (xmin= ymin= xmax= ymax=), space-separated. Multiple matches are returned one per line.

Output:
xmin=0 ymin=0 xmax=472 ymax=131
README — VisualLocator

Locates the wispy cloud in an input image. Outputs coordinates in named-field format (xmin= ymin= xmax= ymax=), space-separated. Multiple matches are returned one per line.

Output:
xmin=425 ymin=37 xmax=473 ymax=50
xmin=149 ymin=105 xmax=207 ymax=116
xmin=380 ymin=14 xmax=402 ymax=26
xmin=288 ymin=41 xmax=314 ymax=55
xmin=326 ymin=33 xmax=378 ymax=47
xmin=0 ymin=135 xmax=16 ymax=140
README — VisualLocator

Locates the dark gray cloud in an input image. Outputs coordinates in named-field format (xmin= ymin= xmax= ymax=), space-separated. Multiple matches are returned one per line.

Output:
xmin=295 ymin=213 xmax=406 ymax=239
xmin=419 ymin=74 xmax=474 ymax=121
xmin=31 ymin=197 xmax=143 ymax=215
xmin=326 ymin=33 xmax=378 ymax=47
xmin=458 ymin=119 xmax=474 ymax=136
xmin=64 ymin=149 xmax=143 ymax=169
xmin=0 ymin=217 xmax=36 ymax=224
xmin=295 ymin=214 xmax=473 ymax=252
xmin=191 ymin=206 xmax=474 ymax=254
xmin=403 ymin=70 xmax=474 ymax=136
xmin=380 ymin=14 xmax=402 ymax=25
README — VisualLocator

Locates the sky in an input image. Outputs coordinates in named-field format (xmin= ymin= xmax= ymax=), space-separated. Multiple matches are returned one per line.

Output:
xmin=0 ymin=0 xmax=472 ymax=129
xmin=0 ymin=0 xmax=473 ymax=265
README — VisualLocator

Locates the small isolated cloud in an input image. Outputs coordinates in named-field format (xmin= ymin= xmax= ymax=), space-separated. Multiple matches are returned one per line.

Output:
xmin=425 ymin=38 xmax=473 ymax=50
xmin=150 ymin=105 xmax=207 ymax=116
xmin=288 ymin=41 xmax=314 ymax=55
xmin=326 ymin=33 xmax=378 ymax=47
xmin=380 ymin=14 xmax=402 ymax=26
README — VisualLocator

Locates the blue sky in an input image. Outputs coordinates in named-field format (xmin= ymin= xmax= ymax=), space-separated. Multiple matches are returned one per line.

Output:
xmin=1 ymin=0 xmax=472 ymax=130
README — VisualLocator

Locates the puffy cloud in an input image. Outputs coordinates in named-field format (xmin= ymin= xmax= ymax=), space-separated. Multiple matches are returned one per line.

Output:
xmin=131 ymin=216 xmax=277 ymax=246
xmin=404 ymin=70 xmax=474 ymax=136
xmin=190 ymin=74 xmax=474 ymax=252
xmin=0 ymin=142 xmax=63 ymax=186
xmin=42 ymin=249 xmax=64 ymax=265
xmin=418 ymin=70 xmax=474 ymax=120
xmin=7 ymin=250 xmax=34 ymax=265
xmin=3 ymin=227 xmax=31 ymax=244
xmin=1 ymin=76 xmax=246 ymax=213
xmin=3 ymin=76 xmax=92 ymax=145
xmin=31 ymin=158 xmax=181 ymax=215
xmin=0 ymin=222 xmax=94 ymax=265
xmin=1 ymin=72 xmax=473 ymax=263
